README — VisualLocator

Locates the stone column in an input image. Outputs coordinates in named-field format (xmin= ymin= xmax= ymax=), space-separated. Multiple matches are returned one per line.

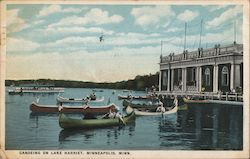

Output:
xmin=198 ymin=66 xmax=202 ymax=92
xmin=230 ymin=63 xmax=235 ymax=91
xmin=196 ymin=67 xmax=199 ymax=92
xmin=234 ymin=64 xmax=241 ymax=88
xmin=167 ymin=68 xmax=171 ymax=92
xmin=171 ymin=69 xmax=174 ymax=92
xmin=197 ymin=66 xmax=202 ymax=92
xmin=213 ymin=65 xmax=218 ymax=93
xmin=159 ymin=70 xmax=162 ymax=91
xmin=182 ymin=67 xmax=187 ymax=92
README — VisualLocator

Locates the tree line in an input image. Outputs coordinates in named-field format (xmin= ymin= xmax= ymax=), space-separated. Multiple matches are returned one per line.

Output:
xmin=5 ymin=72 xmax=159 ymax=91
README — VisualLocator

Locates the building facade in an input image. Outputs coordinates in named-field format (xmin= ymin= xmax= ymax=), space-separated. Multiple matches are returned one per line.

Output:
xmin=159 ymin=43 xmax=243 ymax=96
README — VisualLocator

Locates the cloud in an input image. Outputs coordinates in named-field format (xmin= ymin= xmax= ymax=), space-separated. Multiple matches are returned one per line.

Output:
xmin=37 ymin=4 xmax=82 ymax=17
xmin=42 ymin=32 xmax=162 ymax=52
xmin=165 ymin=27 xmax=182 ymax=33
xmin=206 ymin=5 xmax=242 ymax=29
xmin=7 ymin=9 xmax=28 ymax=33
xmin=6 ymin=46 xmax=160 ymax=82
xmin=33 ymin=20 xmax=45 ymax=25
xmin=177 ymin=10 xmax=199 ymax=22
xmin=207 ymin=5 xmax=229 ymax=12
xmin=7 ymin=37 xmax=40 ymax=52
xmin=131 ymin=6 xmax=175 ymax=27
xmin=48 ymin=8 xmax=123 ymax=28
xmin=44 ymin=26 xmax=114 ymax=35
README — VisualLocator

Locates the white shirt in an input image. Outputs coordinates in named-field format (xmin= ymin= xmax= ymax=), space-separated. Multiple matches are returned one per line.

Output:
xmin=156 ymin=106 xmax=166 ymax=113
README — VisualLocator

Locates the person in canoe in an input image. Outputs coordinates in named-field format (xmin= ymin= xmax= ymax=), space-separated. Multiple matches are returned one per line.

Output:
xmin=156 ymin=102 xmax=166 ymax=113
xmin=173 ymin=96 xmax=178 ymax=107
xmin=84 ymin=97 xmax=91 ymax=105
xmin=58 ymin=102 xmax=63 ymax=112
xmin=90 ymin=92 xmax=96 ymax=100
xmin=102 ymin=108 xmax=116 ymax=119
xmin=102 ymin=109 xmax=125 ymax=125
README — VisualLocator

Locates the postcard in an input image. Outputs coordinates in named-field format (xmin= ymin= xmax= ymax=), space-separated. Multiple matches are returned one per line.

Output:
xmin=0 ymin=0 xmax=249 ymax=159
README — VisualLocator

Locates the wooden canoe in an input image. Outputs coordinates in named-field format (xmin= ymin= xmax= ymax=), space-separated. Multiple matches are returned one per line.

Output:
xmin=122 ymin=99 xmax=161 ymax=110
xmin=30 ymin=102 xmax=118 ymax=114
xmin=118 ymin=94 xmax=148 ymax=100
xmin=59 ymin=111 xmax=136 ymax=129
xmin=183 ymin=97 xmax=210 ymax=104
xmin=125 ymin=104 xmax=177 ymax=116
xmin=183 ymin=97 xmax=243 ymax=105
xmin=56 ymin=96 xmax=104 ymax=103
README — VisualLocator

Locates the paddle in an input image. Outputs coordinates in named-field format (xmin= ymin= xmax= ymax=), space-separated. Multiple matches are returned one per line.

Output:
xmin=118 ymin=116 xmax=126 ymax=126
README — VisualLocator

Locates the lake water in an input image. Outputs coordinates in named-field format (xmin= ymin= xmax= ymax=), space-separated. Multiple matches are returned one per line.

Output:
xmin=5 ymin=87 xmax=243 ymax=150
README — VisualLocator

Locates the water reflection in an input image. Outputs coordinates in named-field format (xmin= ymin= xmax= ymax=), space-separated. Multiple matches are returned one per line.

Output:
xmin=175 ymin=104 xmax=243 ymax=150
xmin=59 ymin=129 xmax=95 ymax=142
xmin=58 ymin=121 xmax=136 ymax=145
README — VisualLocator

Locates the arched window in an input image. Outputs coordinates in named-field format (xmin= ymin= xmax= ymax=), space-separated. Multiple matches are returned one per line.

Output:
xmin=205 ymin=68 xmax=210 ymax=86
xmin=222 ymin=66 xmax=229 ymax=86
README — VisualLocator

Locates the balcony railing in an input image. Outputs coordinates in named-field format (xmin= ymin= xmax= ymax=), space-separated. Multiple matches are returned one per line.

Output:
xmin=187 ymin=85 xmax=197 ymax=91
xmin=160 ymin=43 xmax=243 ymax=63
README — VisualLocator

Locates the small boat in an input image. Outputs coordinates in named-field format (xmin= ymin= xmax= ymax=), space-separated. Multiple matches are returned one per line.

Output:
xmin=118 ymin=94 xmax=149 ymax=100
xmin=183 ymin=97 xmax=210 ymax=104
xmin=59 ymin=111 xmax=136 ymax=129
xmin=122 ymin=99 xmax=161 ymax=110
xmin=178 ymin=104 xmax=188 ymax=110
xmin=125 ymin=104 xmax=178 ymax=116
xmin=8 ymin=85 xmax=64 ymax=94
xmin=122 ymin=90 xmax=130 ymax=93
xmin=56 ymin=96 xmax=104 ymax=104
xmin=30 ymin=102 xmax=118 ymax=114
xmin=183 ymin=97 xmax=243 ymax=105
xmin=92 ymin=89 xmax=103 ymax=92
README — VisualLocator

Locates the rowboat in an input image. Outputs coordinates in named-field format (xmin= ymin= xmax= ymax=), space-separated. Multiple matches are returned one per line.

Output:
xmin=59 ymin=111 xmax=136 ymax=129
xmin=30 ymin=102 xmax=118 ymax=114
xmin=125 ymin=104 xmax=178 ymax=116
xmin=183 ymin=97 xmax=210 ymax=104
xmin=92 ymin=89 xmax=103 ymax=92
xmin=118 ymin=94 xmax=148 ymax=100
xmin=56 ymin=96 xmax=104 ymax=104
xmin=122 ymin=99 xmax=161 ymax=110
xmin=8 ymin=85 xmax=64 ymax=94
xmin=183 ymin=97 xmax=243 ymax=105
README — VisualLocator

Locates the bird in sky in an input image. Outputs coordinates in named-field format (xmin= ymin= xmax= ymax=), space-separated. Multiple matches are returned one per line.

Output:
xmin=99 ymin=34 xmax=104 ymax=42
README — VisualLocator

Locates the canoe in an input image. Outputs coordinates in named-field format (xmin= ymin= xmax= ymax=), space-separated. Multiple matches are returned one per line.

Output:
xmin=56 ymin=96 xmax=104 ymax=103
xmin=92 ymin=89 xmax=103 ymax=92
xmin=122 ymin=99 xmax=161 ymax=110
xmin=183 ymin=97 xmax=243 ymax=105
xmin=8 ymin=87 xmax=64 ymax=94
xmin=183 ymin=97 xmax=210 ymax=104
xmin=59 ymin=111 xmax=136 ymax=129
xmin=125 ymin=104 xmax=178 ymax=116
xmin=118 ymin=94 xmax=148 ymax=100
xmin=30 ymin=102 xmax=118 ymax=114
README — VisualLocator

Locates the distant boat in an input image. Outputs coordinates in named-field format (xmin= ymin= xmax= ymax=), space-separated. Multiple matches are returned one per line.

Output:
xmin=125 ymin=104 xmax=178 ymax=116
xmin=183 ymin=97 xmax=243 ymax=105
xmin=59 ymin=111 xmax=135 ymax=129
xmin=56 ymin=96 xmax=104 ymax=104
xmin=92 ymin=89 xmax=103 ymax=92
xmin=8 ymin=84 xmax=64 ymax=94
xmin=122 ymin=99 xmax=161 ymax=111
xmin=117 ymin=94 xmax=148 ymax=100
xmin=123 ymin=90 xmax=130 ymax=93
xmin=30 ymin=102 xmax=118 ymax=114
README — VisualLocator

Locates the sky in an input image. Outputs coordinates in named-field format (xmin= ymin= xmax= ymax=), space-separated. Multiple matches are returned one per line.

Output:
xmin=6 ymin=4 xmax=243 ymax=82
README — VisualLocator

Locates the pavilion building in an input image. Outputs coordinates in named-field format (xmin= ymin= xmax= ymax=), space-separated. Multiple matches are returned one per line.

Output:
xmin=158 ymin=43 xmax=243 ymax=97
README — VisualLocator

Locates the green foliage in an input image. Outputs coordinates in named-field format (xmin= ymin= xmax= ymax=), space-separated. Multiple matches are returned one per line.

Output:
xmin=5 ymin=72 xmax=159 ymax=91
